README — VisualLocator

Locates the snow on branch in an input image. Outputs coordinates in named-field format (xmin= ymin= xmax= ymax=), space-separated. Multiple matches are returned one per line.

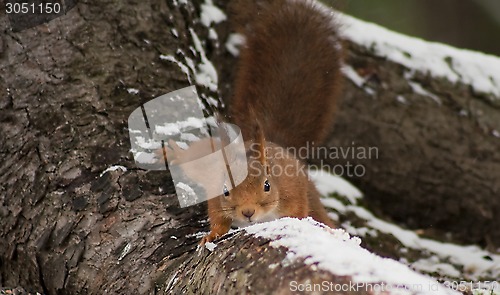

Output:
xmin=338 ymin=13 xmax=500 ymax=101
xmin=244 ymin=218 xmax=459 ymax=295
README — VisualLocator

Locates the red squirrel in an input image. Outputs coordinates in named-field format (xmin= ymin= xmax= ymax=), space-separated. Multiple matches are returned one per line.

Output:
xmin=168 ymin=0 xmax=343 ymax=244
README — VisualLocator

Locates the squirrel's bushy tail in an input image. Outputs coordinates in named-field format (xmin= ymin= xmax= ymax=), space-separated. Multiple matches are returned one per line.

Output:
xmin=229 ymin=0 xmax=343 ymax=151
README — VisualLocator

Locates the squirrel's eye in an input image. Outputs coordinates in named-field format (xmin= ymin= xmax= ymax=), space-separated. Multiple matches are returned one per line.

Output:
xmin=223 ymin=184 xmax=230 ymax=197
xmin=264 ymin=179 xmax=271 ymax=192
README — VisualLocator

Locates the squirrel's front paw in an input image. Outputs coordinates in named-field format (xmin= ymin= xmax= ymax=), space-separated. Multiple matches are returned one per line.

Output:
xmin=199 ymin=221 xmax=231 ymax=246
xmin=199 ymin=232 xmax=219 ymax=246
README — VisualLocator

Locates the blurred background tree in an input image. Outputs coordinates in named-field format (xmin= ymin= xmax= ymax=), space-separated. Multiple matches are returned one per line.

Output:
xmin=331 ymin=0 xmax=500 ymax=56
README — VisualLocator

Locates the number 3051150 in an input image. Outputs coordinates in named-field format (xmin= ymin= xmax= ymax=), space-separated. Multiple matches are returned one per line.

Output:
xmin=6 ymin=2 xmax=61 ymax=14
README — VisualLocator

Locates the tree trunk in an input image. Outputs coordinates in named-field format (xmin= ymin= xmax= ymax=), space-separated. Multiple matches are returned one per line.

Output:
xmin=1 ymin=0 xmax=498 ymax=294
xmin=0 ymin=0 xmax=211 ymax=293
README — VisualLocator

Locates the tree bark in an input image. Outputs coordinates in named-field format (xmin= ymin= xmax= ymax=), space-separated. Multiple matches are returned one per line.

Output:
xmin=1 ymin=0 xmax=499 ymax=294
xmin=154 ymin=232 xmax=373 ymax=295
xmin=0 ymin=0 xmax=210 ymax=293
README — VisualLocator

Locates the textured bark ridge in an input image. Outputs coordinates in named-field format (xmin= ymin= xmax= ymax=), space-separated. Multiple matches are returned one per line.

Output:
xmin=0 ymin=0 xmax=208 ymax=293
xmin=0 ymin=0 xmax=499 ymax=294
xmin=154 ymin=232 xmax=373 ymax=295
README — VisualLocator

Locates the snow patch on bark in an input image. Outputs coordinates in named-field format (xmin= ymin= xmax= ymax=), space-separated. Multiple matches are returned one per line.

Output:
xmin=311 ymin=169 xmax=500 ymax=281
xmin=245 ymin=218 xmax=459 ymax=295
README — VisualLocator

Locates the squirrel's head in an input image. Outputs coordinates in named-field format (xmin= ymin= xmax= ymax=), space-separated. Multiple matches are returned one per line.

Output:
xmin=218 ymin=137 xmax=281 ymax=226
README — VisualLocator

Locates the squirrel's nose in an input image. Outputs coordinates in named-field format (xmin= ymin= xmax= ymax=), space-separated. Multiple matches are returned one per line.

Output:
xmin=242 ymin=208 xmax=255 ymax=218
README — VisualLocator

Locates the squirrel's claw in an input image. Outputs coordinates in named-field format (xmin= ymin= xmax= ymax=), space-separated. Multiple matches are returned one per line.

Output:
xmin=199 ymin=232 xmax=219 ymax=246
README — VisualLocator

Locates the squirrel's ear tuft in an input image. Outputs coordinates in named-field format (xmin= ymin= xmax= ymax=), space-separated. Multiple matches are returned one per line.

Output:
xmin=215 ymin=112 xmax=231 ymax=150
xmin=255 ymin=118 xmax=268 ymax=167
